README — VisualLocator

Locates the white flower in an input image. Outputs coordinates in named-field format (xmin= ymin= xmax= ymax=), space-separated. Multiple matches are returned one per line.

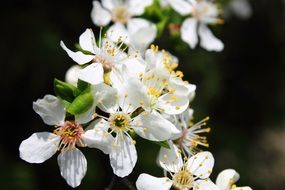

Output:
xmin=169 ymin=0 xmax=224 ymax=51
xmin=19 ymin=95 xmax=112 ymax=188
xmin=136 ymin=150 xmax=219 ymax=190
xmin=91 ymin=94 xmax=180 ymax=177
xmin=91 ymin=0 xmax=157 ymax=53
xmin=216 ymin=169 xmax=252 ymax=190
xmin=61 ymin=28 xmax=145 ymax=86
xmin=144 ymin=47 xmax=196 ymax=100
xmin=164 ymin=108 xmax=211 ymax=155
xmin=119 ymin=47 xmax=196 ymax=116
xmin=125 ymin=73 xmax=188 ymax=115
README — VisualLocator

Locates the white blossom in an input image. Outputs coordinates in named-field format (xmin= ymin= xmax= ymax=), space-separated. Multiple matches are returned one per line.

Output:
xmin=167 ymin=0 xmax=224 ymax=51
xmin=137 ymin=150 xmax=219 ymax=190
xmin=90 ymin=93 xmax=180 ymax=177
xmin=216 ymin=169 xmax=252 ymax=190
xmin=19 ymin=95 xmax=112 ymax=187
xmin=61 ymin=28 xmax=145 ymax=86
xmin=91 ymin=0 xmax=157 ymax=53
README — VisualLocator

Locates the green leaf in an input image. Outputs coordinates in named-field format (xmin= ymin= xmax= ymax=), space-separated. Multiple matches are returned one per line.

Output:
xmin=156 ymin=18 xmax=168 ymax=37
xmin=152 ymin=140 xmax=170 ymax=149
xmin=54 ymin=78 xmax=77 ymax=102
xmin=67 ymin=88 xmax=93 ymax=115
xmin=77 ymin=79 xmax=90 ymax=93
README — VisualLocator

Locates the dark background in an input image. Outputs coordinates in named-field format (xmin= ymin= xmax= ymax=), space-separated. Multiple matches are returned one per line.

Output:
xmin=1 ymin=0 xmax=285 ymax=189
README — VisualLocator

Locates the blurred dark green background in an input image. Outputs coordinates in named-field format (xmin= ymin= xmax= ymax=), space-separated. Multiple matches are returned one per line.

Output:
xmin=1 ymin=0 xmax=285 ymax=189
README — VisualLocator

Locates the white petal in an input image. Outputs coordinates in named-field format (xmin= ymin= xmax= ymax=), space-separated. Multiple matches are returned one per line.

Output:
xmin=128 ymin=18 xmax=157 ymax=52
xmin=57 ymin=148 xmax=87 ymax=188
xmin=79 ymin=29 xmax=97 ymax=53
xmin=158 ymin=142 xmax=183 ymax=173
xmin=33 ymin=95 xmax=65 ymax=126
xmin=121 ymin=57 xmax=146 ymax=78
xmin=101 ymin=0 xmax=116 ymax=11
xmin=121 ymin=77 xmax=150 ymax=112
xmin=188 ymin=151 xmax=214 ymax=179
xmin=78 ymin=63 xmax=104 ymax=85
xmin=65 ymin=65 xmax=81 ymax=86
xmin=145 ymin=48 xmax=163 ymax=69
xmin=169 ymin=77 xmax=196 ymax=97
xmin=107 ymin=23 xmax=129 ymax=43
xmin=75 ymin=104 xmax=97 ymax=124
xmin=198 ymin=24 xmax=224 ymax=52
xmin=181 ymin=18 xmax=198 ymax=49
xmin=168 ymin=0 xmax=192 ymax=16
xmin=194 ymin=179 xmax=219 ymax=190
xmin=60 ymin=41 xmax=94 ymax=65
xmin=92 ymin=83 xmax=118 ymax=113
xmin=109 ymin=64 xmax=128 ymax=89
xmin=82 ymin=119 xmax=113 ymax=154
xmin=109 ymin=134 xmax=137 ymax=177
xmin=19 ymin=132 xmax=60 ymax=163
xmin=136 ymin=173 xmax=173 ymax=190
xmin=128 ymin=0 xmax=153 ymax=16
xmin=91 ymin=1 xmax=111 ymax=26
xmin=216 ymin=169 xmax=240 ymax=190
xmin=133 ymin=111 xmax=180 ymax=141
xmin=157 ymin=93 xmax=189 ymax=115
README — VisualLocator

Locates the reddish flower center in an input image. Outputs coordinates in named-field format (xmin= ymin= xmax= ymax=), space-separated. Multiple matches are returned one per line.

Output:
xmin=54 ymin=121 xmax=84 ymax=151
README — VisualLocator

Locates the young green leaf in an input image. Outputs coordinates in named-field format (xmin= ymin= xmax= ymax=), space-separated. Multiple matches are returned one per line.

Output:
xmin=54 ymin=78 xmax=77 ymax=102
xmin=67 ymin=88 xmax=93 ymax=115
xmin=77 ymin=79 xmax=90 ymax=93
xmin=152 ymin=140 xmax=170 ymax=149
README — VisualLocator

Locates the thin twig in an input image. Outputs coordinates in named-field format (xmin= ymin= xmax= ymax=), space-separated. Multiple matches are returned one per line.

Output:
xmin=105 ymin=175 xmax=117 ymax=190
xmin=122 ymin=177 xmax=137 ymax=190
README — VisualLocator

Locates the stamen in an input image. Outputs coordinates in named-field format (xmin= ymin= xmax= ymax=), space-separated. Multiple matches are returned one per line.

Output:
xmin=54 ymin=121 xmax=84 ymax=151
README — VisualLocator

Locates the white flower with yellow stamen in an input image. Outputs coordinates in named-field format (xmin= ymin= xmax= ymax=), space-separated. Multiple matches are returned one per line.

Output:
xmin=123 ymin=66 xmax=191 ymax=115
xmin=91 ymin=0 xmax=157 ymax=53
xmin=136 ymin=149 xmax=219 ymax=190
xmin=145 ymin=46 xmax=196 ymax=101
xmin=91 ymin=94 xmax=180 ymax=177
xmin=168 ymin=0 xmax=224 ymax=51
xmin=60 ymin=28 xmax=145 ymax=85
xmin=165 ymin=108 xmax=211 ymax=155
xmin=19 ymin=95 xmax=112 ymax=188
xmin=118 ymin=46 xmax=196 ymax=114
xmin=216 ymin=169 xmax=252 ymax=190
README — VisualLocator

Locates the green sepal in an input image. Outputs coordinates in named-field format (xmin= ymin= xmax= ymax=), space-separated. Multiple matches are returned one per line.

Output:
xmin=67 ymin=87 xmax=93 ymax=115
xmin=128 ymin=129 xmax=137 ymax=139
xmin=54 ymin=78 xmax=78 ymax=103
xmin=75 ymin=44 xmax=94 ymax=55
xmin=152 ymin=140 xmax=170 ymax=149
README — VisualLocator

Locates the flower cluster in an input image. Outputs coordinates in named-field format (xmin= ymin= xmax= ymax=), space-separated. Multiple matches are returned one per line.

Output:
xmin=19 ymin=0 xmax=252 ymax=189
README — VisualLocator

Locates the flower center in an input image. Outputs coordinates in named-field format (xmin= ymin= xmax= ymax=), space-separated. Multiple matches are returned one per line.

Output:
xmin=109 ymin=112 xmax=131 ymax=133
xmin=111 ymin=6 xmax=129 ymax=24
xmin=173 ymin=168 xmax=194 ymax=190
xmin=94 ymin=55 xmax=113 ymax=70
xmin=54 ymin=121 xmax=84 ymax=151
